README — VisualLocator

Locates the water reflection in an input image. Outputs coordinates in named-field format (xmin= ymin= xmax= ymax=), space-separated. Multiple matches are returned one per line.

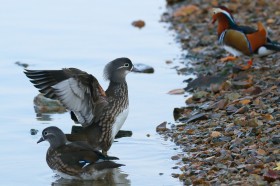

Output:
xmin=36 ymin=113 xmax=52 ymax=121
xmin=52 ymin=169 xmax=130 ymax=186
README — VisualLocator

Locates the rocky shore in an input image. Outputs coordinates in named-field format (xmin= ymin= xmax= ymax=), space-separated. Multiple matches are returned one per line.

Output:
xmin=158 ymin=0 xmax=280 ymax=185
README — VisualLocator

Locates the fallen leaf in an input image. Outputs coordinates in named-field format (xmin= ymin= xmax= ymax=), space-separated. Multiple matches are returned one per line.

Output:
xmin=239 ymin=99 xmax=251 ymax=105
xmin=274 ymin=162 xmax=280 ymax=170
xmin=263 ymin=169 xmax=280 ymax=182
xmin=262 ymin=114 xmax=274 ymax=121
xmin=168 ymin=88 xmax=185 ymax=95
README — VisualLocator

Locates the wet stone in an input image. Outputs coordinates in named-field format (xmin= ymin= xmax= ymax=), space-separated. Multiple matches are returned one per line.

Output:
xmin=226 ymin=105 xmax=238 ymax=114
xmin=34 ymin=94 xmax=66 ymax=113
xmin=171 ymin=155 xmax=180 ymax=160
xmin=246 ymin=128 xmax=259 ymax=136
xmin=30 ymin=129 xmax=38 ymax=135
xmin=271 ymin=135 xmax=280 ymax=144
xmin=232 ymin=80 xmax=253 ymax=89
xmin=186 ymin=113 xmax=208 ymax=123
xmin=132 ymin=63 xmax=154 ymax=73
xmin=156 ymin=121 xmax=168 ymax=133
xmin=213 ymin=126 xmax=223 ymax=131
xmin=192 ymin=91 xmax=208 ymax=101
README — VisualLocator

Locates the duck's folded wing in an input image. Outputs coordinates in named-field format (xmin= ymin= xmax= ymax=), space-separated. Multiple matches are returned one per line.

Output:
xmin=24 ymin=68 xmax=108 ymax=126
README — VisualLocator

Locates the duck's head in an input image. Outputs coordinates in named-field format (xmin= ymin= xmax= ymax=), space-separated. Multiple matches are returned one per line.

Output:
xmin=103 ymin=57 xmax=133 ymax=83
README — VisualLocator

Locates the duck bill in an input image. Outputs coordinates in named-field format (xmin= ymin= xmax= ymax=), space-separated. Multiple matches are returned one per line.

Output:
xmin=131 ymin=65 xmax=140 ymax=72
xmin=37 ymin=136 xmax=45 ymax=144
xmin=212 ymin=15 xmax=217 ymax=24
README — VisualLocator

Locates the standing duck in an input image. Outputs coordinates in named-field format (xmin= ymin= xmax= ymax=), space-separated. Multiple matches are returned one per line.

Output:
xmin=37 ymin=126 xmax=123 ymax=180
xmin=25 ymin=57 xmax=133 ymax=155
xmin=212 ymin=6 xmax=280 ymax=69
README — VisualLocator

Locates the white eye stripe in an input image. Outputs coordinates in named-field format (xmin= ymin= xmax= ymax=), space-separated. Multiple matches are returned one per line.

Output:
xmin=117 ymin=63 xmax=130 ymax=69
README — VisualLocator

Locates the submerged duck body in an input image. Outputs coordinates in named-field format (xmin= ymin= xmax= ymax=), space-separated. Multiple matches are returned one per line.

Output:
xmin=38 ymin=126 xmax=123 ymax=180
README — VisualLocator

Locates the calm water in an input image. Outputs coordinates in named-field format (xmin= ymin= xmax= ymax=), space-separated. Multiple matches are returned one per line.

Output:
xmin=0 ymin=1 xmax=189 ymax=185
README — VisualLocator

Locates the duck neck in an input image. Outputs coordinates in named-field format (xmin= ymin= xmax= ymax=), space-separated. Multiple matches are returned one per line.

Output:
xmin=106 ymin=81 xmax=128 ymax=98
xmin=216 ymin=13 xmax=235 ymax=37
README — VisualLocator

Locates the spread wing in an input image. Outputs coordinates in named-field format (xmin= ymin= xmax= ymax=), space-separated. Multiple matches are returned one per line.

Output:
xmin=24 ymin=68 xmax=108 ymax=127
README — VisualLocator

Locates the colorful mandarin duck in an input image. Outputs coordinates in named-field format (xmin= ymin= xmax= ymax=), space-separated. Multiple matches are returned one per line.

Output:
xmin=37 ymin=126 xmax=123 ymax=180
xmin=212 ymin=6 xmax=280 ymax=69
xmin=25 ymin=58 xmax=134 ymax=156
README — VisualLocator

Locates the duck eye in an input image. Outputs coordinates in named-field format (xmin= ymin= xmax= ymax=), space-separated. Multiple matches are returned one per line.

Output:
xmin=124 ymin=63 xmax=129 ymax=67
xmin=43 ymin=131 xmax=48 ymax=136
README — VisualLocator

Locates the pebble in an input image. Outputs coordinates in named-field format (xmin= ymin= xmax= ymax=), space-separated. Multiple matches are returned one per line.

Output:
xmin=30 ymin=129 xmax=38 ymax=135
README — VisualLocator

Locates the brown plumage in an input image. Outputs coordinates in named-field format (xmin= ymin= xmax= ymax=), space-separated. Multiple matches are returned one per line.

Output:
xmin=38 ymin=126 xmax=124 ymax=180
xmin=212 ymin=6 xmax=280 ymax=69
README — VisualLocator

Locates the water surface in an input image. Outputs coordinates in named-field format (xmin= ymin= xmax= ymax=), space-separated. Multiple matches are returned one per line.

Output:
xmin=0 ymin=1 xmax=188 ymax=185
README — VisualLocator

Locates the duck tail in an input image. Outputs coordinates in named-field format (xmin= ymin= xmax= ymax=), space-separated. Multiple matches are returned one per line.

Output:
xmin=265 ymin=39 xmax=280 ymax=51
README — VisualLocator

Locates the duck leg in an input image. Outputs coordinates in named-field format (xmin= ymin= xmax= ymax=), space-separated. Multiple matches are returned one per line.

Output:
xmin=220 ymin=56 xmax=237 ymax=62
xmin=239 ymin=58 xmax=253 ymax=70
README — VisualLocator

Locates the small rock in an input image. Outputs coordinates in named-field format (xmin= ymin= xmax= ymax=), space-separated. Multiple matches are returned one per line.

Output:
xmin=234 ymin=106 xmax=249 ymax=114
xmin=248 ymin=118 xmax=263 ymax=127
xmin=244 ymin=86 xmax=262 ymax=95
xmin=173 ymin=5 xmax=199 ymax=17
xmin=210 ymin=83 xmax=220 ymax=93
xmin=226 ymin=105 xmax=238 ymax=114
xmin=271 ymin=135 xmax=280 ymax=144
xmin=171 ymin=173 xmax=180 ymax=178
xmin=234 ymin=117 xmax=248 ymax=126
xmin=225 ymin=92 xmax=241 ymax=101
xmin=192 ymin=91 xmax=208 ymax=101
xmin=237 ymin=164 xmax=246 ymax=170
xmin=213 ymin=126 xmax=223 ymax=131
xmin=256 ymin=149 xmax=267 ymax=156
xmin=232 ymin=80 xmax=253 ymax=89
xmin=34 ymin=94 xmax=66 ymax=113
xmin=131 ymin=20 xmax=145 ymax=29
xmin=156 ymin=121 xmax=167 ymax=132
xmin=186 ymin=113 xmax=208 ymax=123
xmin=30 ymin=129 xmax=38 ymax=135
xmin=165 ymin=60 xmax=173 ymax=64
xmin=211 ymin=131 xmax=221 ymax=138
xmin=171 ymin=155 xmax=180 ymax=160
xmin=132 ymin=63 xmax=154 ymax=73
xmin=210 ymin=99 xmax=229 ymax=110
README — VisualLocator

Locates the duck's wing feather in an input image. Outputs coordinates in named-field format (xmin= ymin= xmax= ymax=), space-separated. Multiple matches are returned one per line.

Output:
xmin=24 ymin=68 xmax=108 ymax=126
xmin=56 ymin=142 xmax=118 ymax=167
